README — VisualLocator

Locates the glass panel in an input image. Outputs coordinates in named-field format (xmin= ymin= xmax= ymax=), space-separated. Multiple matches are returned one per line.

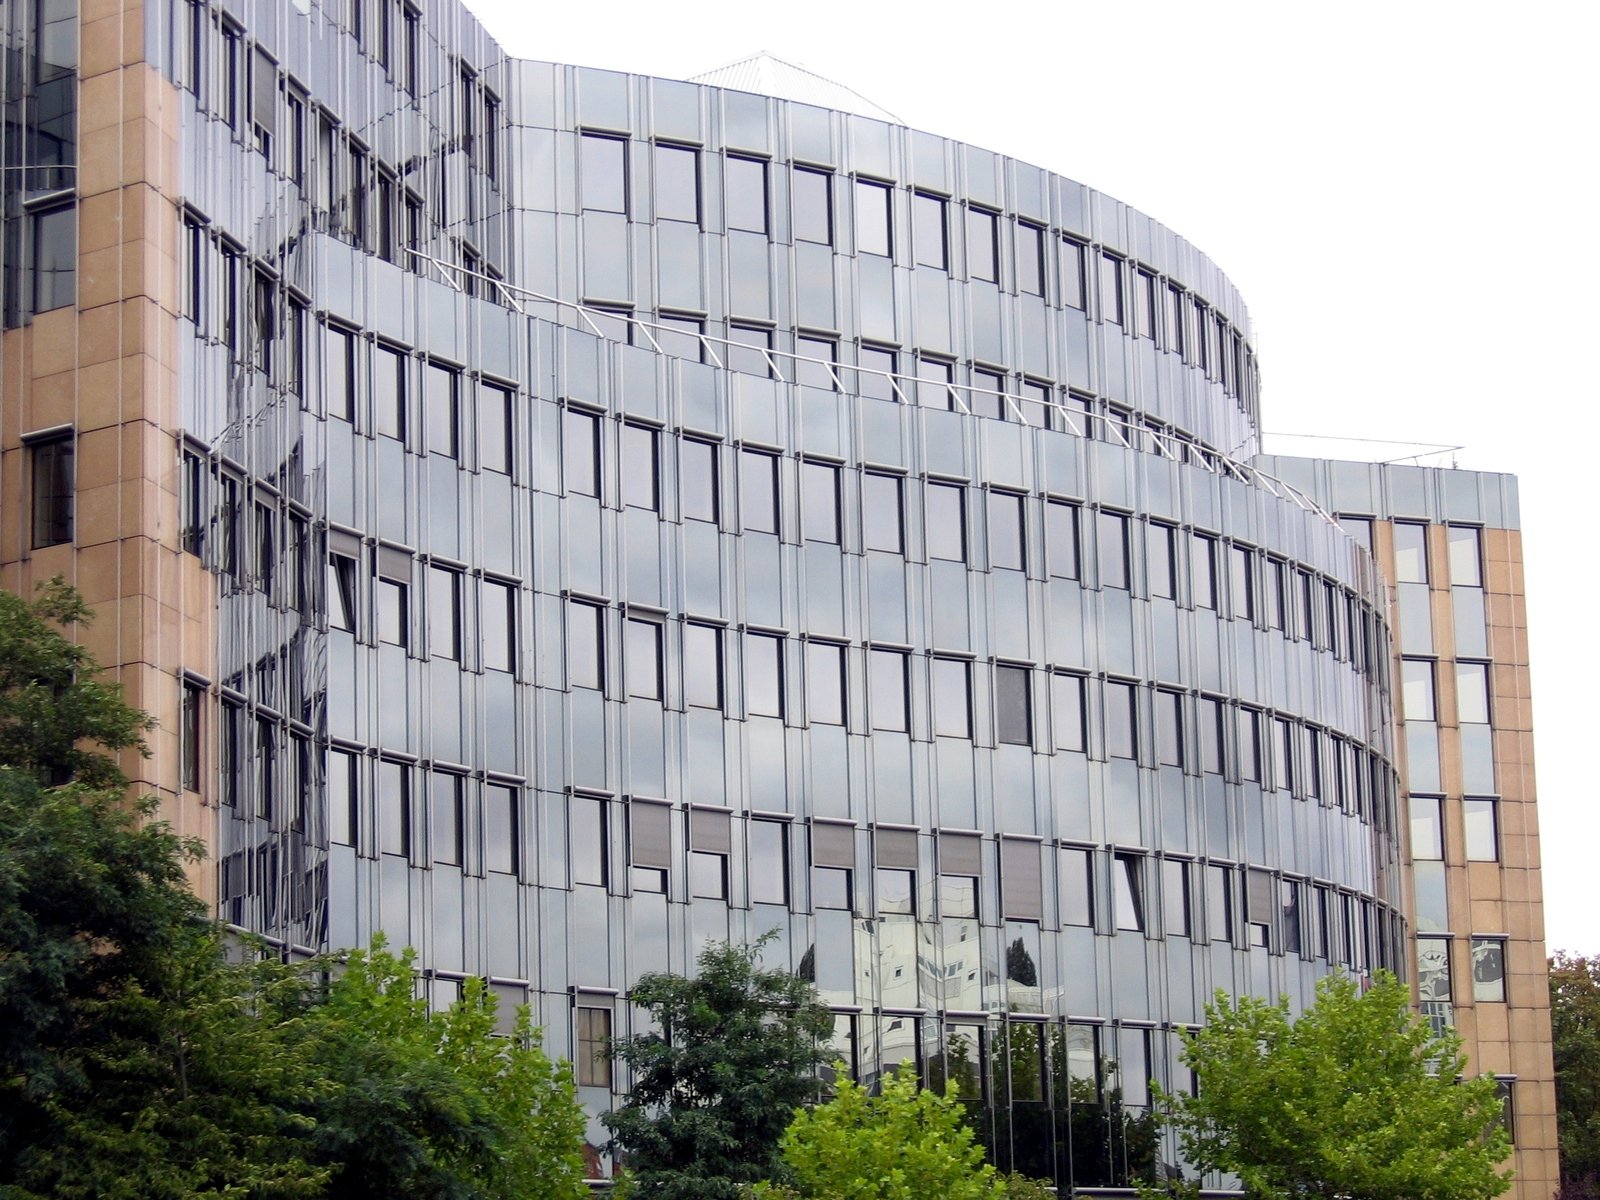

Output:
xmin=1163 ymin=859 xmax=1190 ymax=936
xmin=863 ymin=473 xmax=904 ymax=553
xmin=1047 ymin=502 xmax=1079 ymax=579
xmin=855 ymin=179 xmax=891 ymax=256
xmin=1052 ymin=674 xmax=1085 ymax=753
xmin=569 ymin=602 xmax=604 ymax=690
xmin=927 ymin=483 xmax=966 ymax=562
xmin=1416 ymin=936 xmax=1451 ymax=1002
xmin=1457 ymin=662 xmax=1491 ymax=724
xmin=726 ymin=155 xmax=768 ymax=233
xmin=1393 ymin=522 xmax=1429 ymax=584
xmin=655 ymin=143 xmax=699 ymax=223
xmin=580 ymin=133 xmax=627 ymax=213
xmin=1147 ymin=524 xmax=1175 ymax=599
xmin=1464 ymin=798 xmax=1498 ymax=861
xmin=747 ymin=633 xmax=784 ymax=718
xmin=1060 ymin=239 xmax=1086 ymax=309
xmin=622 ymin=424 xmax=659 ymax=510
xmin=793 ymin=167 xmax=832 ymax=245
xmin=1060 ymin=850 xmax=1092 ymax=926
xmin=870 ymin=649 xmax=909 ymax=732
xmin=966 ymin=207 xmax=998 ymax=282
xmin=681 ymin=439 xmax=719 ymax=523
xmin=685 ymin=623 xmax=723 ymax=710
xmin=995 ymin=665 xmax=1031 ymax=746
xmin=1401 ymin=659 xmax=1436 ymax=721
xmin=750 ymin=819 xmax=789 ymax=905
xmin=1448 ymin=526 xmax=1483 ymax=587
xmin=806 ymin=641 xmax=845 ymax=725
xmin=989 ymin=491 xmax=1025 ymax=570
xmin=1114 ymin=855 xmax=1145 ymax=931
xmin=626 ymin=618 xmax=662 ymax=700
xmin=1098 ymin=511 xmax=1128 ymax=589
xmin=564 ymin=409 xmax=600 ymax=497
xmin=424 ymin=363 xmax=458 ymax=456
xmin=480 ymin=383 xmax=512 ymax=474
xmin=1413 ymin=860 xmax=1448 ymax=932
xmin=485 ymin=785 xmax=518 ymax=874
xmin=1105 ymin=681 xmax=1135 ymax=760
xmin=913 ymin=192 xmax=947 ymax=269
xmin=741 ymin=450 xmax=779 ymax=533
xmin=431 ymin=773 xmax=462 ymax=865
xmin=1016 ymin=222 xmax=1044 ymax=296
xmin=1471 ymin=939 xmax=1506 ymax=1002
xmin=933 ymin=657 xmax=971 ymax=738
xmin=802 ymin=461 xmax=841 ymax=543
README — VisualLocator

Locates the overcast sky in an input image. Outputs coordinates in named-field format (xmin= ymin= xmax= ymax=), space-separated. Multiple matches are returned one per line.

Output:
xmin=461 ymin=0 xmax=1599 ymax=954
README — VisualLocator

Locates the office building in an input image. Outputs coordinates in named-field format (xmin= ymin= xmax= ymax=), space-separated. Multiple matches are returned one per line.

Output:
xmin=0 ymin=0 xmax=1556 ymax=1190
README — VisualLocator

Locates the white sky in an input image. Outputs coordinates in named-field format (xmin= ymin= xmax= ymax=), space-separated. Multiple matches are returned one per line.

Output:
xmin=462 ymin=0 xmax=1599 ymax=954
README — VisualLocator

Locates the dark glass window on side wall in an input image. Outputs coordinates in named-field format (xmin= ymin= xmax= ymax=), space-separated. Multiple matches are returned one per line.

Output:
xmin=726 ymin=155 xmax=768 ymax=234
xmin=29 ymin=434 xmax=74 ymax=548
xmin=655 ymin=143 xmax=700 ymax=223
xmin=30 ymin=203 xmax=77 ymax=315
xmin=855 ymin=179 xmax=891 ymax=256
xmin=912 ymin=192 xmax=947 ymax=270
xmin=995 ymin=665 xmax=1031 ymax=746
xmin=792 ymin=166 xmax=832 ymax=245
xmin=580 ymin=133 xmax=627 ymax=214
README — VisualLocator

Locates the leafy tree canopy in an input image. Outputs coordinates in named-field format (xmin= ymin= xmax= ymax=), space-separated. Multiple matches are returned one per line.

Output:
xmin=1550 ymin=951 xmax=1600 ymax=1195
xmin=773 ymin=1061 xmax=1004 ymax=1200
xmin=1160 ymin=971 xmax=1511 ymax=1200
xmin=603 ymin=937 xmax=835 ymax=1200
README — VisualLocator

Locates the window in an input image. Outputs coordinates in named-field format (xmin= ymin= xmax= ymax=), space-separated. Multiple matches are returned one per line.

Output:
xmin=1156 ymin=690 xmax=1184 ymax=768
xmin=912 ymin=192 xmax=947 ymax=270
xmin=373 ymin=344 xmax=406 ymax=440
xmin=1207 ymin=864 xmax=1233 ymax=943
xmin=795 ymin=334 xmax=839 ymax=390
xmin=378 ymin=758 xmax=410 ymax=857
xmin=989 ymin=491 xmax=1025 ymax=570
xmin=684 ymin=622 xmax=723 ymax=710
xmin=1192 ymin=533 xmax=1217 ymax=609
xmin=855 ymin=179 xmax=891 ymax=256
xmin=1016 ymin=222 xmax=1045 ymax=296
xmin=485 ymin=784 xmax=519 ymax=874
xmin=655 ymin=144 xmax=699 ymax=223
xmin=564 ymin=408 xmax=601 ymax=497
xmin=741 ymin=449 xmax=779 ymax=534
xmin=812 ymin=821 xmax=856 ymax=911
xmin=27 ymin=431 xmax=74 ymax=548
xmin=933 ymin=657 xmax=971 ymax=738
xmin=856 ymin=344 xmax=898 ymax=402
xmin=1114 ymin=854 xmax=1146 ymax=932
xmin=655 ymin=312 xmax=703 ymax=361
xmin=1457 ymin=661 xmax=1491 ymax=724
xmin=1231 ymin=545 xmax=1255 ymax=620
xmin=1061 ymin=239 xmax=1087 ymax=310
xmin=806 ymin=641 xmax=846 ymax=725
xmin=1401 ymin=658 xmax=1437 ymax=721
xmin=428 ymin=566 xmax=461 ymax=661
xmin=1409 ymin=794 xmax=1445 ymax=858
xmin=481 ymin=578 xmax=516 ymax=672
xmin=569 ymin=601 xmax=605 ymax=690
xmin=681 ymin=439 xmax=720 ymax=523
xmin=328 ymin=543 xmax=359 ymax=632
xmin=1472 ymin=938 xmax=1506 ymax=1003
xmin=1147 ymin=523 xmax=1176 ymax=599
xmin=1448 ymin=525 xmax=1483 ymax=587
xmin=1393 ymin=522 xmax=1429 ymax=584
xmin=875 ymin=829 xmax=917 ymax=917
xmin=328 ymin=748 xmax=357 ymax=846
xmin=480 ymin=382 xmax=513 ymax=475
xmin=421 ymin=362 xmax=459 ymax=456
xmin=580 ymin=133 xmax=627 ymax=214
xmin=1098 ymin=510 xmax=1129 ymax=589
xmin=802 ymin=460 xmax=841 ymax=543
xmin=622 ymin=423 xmax=660 ymax=510
xmin=792 ymin=167 xmax=832 ymax=245
xmin=1200 ymin=697 xmax=1224 ymax=775
xmin=749 ymin=818 xmax=790 ymax=905
xmin=1464 ymin=797 xmax=1499 ymax=861
xmin=626 ymin=617 xmax=663 ymax=700
xmin=927 ymin=482 xmax=967 ymax=562
xmin=1052 ymin=673 xmax=1086 ymax=752
xmin=870 ymin=649 xmax=909 ymax=732
xmin=376 ymin=547 xmax=411 ymax=648
xmin=1099 ymin=253 xmax=1123 ymax=325
xmin=863 ymin=473 xmax=904 ymax=553
xmin=1000 ymin=837 xmax=1043 ymax=921
xmin=431 ymin=772 xmax=463 ymax=866
xmin=181 ymin=681 xmax=203 ymax=792
xmin=576 ymin=1006 xmax=613 ymax=1088
xmin=1163 ymin=859 xmax=1191 ymax=937
xmin=966 ymin=207 xmax=998 ymax=282
xmin=747 ymin=633 xmax=784 ymax=718
xmin=1059 ymin=848 xmax=1092 ymax=926
xmin=630 ymin=800 xmax=671 ymax=893
xmin=1046 ymin=501 xmax=1080 ymax=579
xmin=995 ymin=665 xmax=1031 ymax=746
xmin=1105 ymin=680 xmax=1137 ymax=760
xmin=691 ymin=808 xmax=732 ymax=900
xmin=915 ymin=357 xmax=955 ymax=409
xmin=571 ymin=795 xmax=608 ymax=886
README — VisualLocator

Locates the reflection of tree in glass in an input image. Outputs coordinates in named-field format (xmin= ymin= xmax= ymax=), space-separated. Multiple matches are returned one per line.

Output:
xmin=798 ymin=942 xmax=815 ymax=982
xmin=1006 ymin=937 xmax=1038 ymax=987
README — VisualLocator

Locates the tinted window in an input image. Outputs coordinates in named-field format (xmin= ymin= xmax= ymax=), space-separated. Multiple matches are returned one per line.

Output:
xmin=726 ymin=155 xmax=768 ymax=233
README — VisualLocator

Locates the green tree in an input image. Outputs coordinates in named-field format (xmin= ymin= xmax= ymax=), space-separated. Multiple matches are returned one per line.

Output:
xmin=603 ymin=937 xmax=834 ymax=1200
xmin=1550 ymin=951 xmax=1600 ymax=1197
xmin=1159 ymin=971 xmax=1512 ymax=1200
xmin=775 ymin=1061 xmax=1004 ymax=1200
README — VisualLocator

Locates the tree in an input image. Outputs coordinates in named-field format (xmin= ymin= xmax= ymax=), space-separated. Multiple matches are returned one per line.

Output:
xmin=1550 ymin=952 xmax=1600 ymax=1197
xmin=774 ymin=1061 xmax=1004 ymax=1200
xmin=603 ymin=937 xmax=835 ymax=1200
xmin=1159 ymin=971 xmax=1512 ymax=1200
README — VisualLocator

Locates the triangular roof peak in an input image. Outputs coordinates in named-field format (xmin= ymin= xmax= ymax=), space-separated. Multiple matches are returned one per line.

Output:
xmin=688 ymin=51 xmax=904 ymax=125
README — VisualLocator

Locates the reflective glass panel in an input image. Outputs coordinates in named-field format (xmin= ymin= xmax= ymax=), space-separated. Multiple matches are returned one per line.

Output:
xmin=933 ymin=657 xmax=971 ymax=738
xmin=863 ymin=473 xmax=904 ymax=553
xmin=793 ymin=167 xmax=832 ymax=245
xmin=927 ymin=482 xmax=966 ymax=562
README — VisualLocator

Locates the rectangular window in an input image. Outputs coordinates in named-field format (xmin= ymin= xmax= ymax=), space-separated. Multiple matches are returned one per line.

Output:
xmin=913 ymin=192 xmax=947 ymax=270
xmin=988 ymin=491 xmax=1025 ymax=571
xmin=681 ymin=439 xmax=720 ymax=523
xmin=622 ymin=423 xmax=660 ymax=511
xmin=855 ymin=179 xmax=891 ymax=256
xmin=626 ymin=617 xmax=663 ymax=700
xmin=181 ymin=681 xmax=203 ymax=792
xmin=480 ymin=382 xmax=513 ymax=475
xmin=1207 ymin=864 xmax=1233 ymax=943
xmin=727 ymin=323 xmax=774 ymax=377
xmin=378 ymin=759 xmax=410 ymax=857
xmin=571 ymin=795 xmax=608 ymax=887
xmin=1052 ymin=673 xmax=1086 ymax=753
xmin=431 ymin=772 xmax=463 ymax=866
xmin=1147 ymin=523 xmax=1176 ymax=599
xmin=569 ymin=601 xmax=604 ymax=690
xmin=792 ymin=167 xmax=832 ymax=245
xmin=802 ymin=460 xmax=841 ymax=543
xmin=812 ymin=821 xmax=856 ymax=911
xmin=1448 ymin=525 xmax=1483 ymax=587
xmin=575 ymin=1006 xmax=613 ymax=1088
xmin=741 ymin=450 xmax=779 ymax=534
xmin=856 ymin=344 xmax=898 ymax=403
xmin=654 ymin=144 xmax=700 ymax=223
xmin=1105 ymin=680 xmax=1137 ymax=760
xmin=1464 ymin=797 xmax=1499 ymax=861
xmin=1410 ymin=794 xmax=1444 ymax=859
xmin=1401 ymin=658 xmax=1437 ymax=721
xmin=1060 ymin=239 xmax=1087 ymax=309
xmin=1157 ymin=689 xmax=1185 ymax=768
xmin=1016 ymin=222 xmax=1045 ymax=297
xmin=564 ymin=409 xmax=600 ymax=497
xmin=1457 ymin=661 xmax=1491 ymax=724
xmin=580 ymin=133 xmax=627 ymax=214
xmin=328 ymin=547 xmax=358 ymax=633
xmin=1231 ymin=545 xmax=1255 ymax=620
xmin=684 ymin=622 xmax=724 ymax=710
xmin=747 ymin=632 xmax=784 ymax=718
xmin=795 ymin=334 xmax=839 ymax=390
xmin=966 ymin=207 xmax=998 ymax=282
xmin=1166 ymin=284 xmax=1186 ymax=356
xmin=630 ymin=800 xmax=672 ymax=892
xmin=427 ymin=566 xmax=461 ymax=661
xmin=1135 ymin=270 xmax=1158 ymax=340
xmin=28 ymin=432 xmax=74 ymax=548
xmin=477 ymin=578 xmax=513 ymax=672
xmin=1163 ymin=859 xmax=1191 ymax=937
xmin=995 ymin=665 xmax=1031 ymax=746
xmin=1232 ymin=710 xmax=1257 ymax=782
xmin=423 ymin=362 xmax=459 ymax=457
xmin=1000 ymin=837 xmax=1043 ymax=921
xmin=1200 ymin=697 xmax=1224 ymax=775
xmin=1114 ymin=854 xmax=1146 ymax=932
xmin=1192 ymin=533 xmax=1217 ymax=609
xmin=1099 ymin=253 xmax=1123 ymax=325
xmin=870 ymin=649 xmax=909 ymax=732
xmin=863 ymin=472 xmax=904 ymax=553
xmin=1472 ymin=938 xmax=1507 ymax=1003
xmin=1098 ymin=510 xmax=1129 ymax=589
xmin=927 ymin=482 xmax=967 ymax=562
xmin=915 ymin=357 xmax=955 ymax=409
xmin=750 ymin=818 xmax=790 ymax=905
xmin=691 ymin=808 xmax=732 ymax=900
xmin=328 ymin=747 xmax=357 ymax=846
xmin=1046 ymin=501 xmax=1080 ymax=580
xmin=806 ymin=641 xmax=846 ymax=726
xmin=725 ymin=156 xmax=769 ymax=233
xmin=1059 ymin=848 xmax=1092 ymax=926
xmin=1393 ymin=522 xmax=1429 ymax=584
xmin=485 ymin=784 xmax=519 ymax=874
xmin=373 ymin=344 xmax=406 ymax=440
xmin=933 ymin=657 xmax=971 ymax=738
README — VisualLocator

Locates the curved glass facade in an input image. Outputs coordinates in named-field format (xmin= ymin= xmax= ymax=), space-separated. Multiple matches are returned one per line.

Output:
xmin=14 ymin=0 xmax=1414 ymax=1185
